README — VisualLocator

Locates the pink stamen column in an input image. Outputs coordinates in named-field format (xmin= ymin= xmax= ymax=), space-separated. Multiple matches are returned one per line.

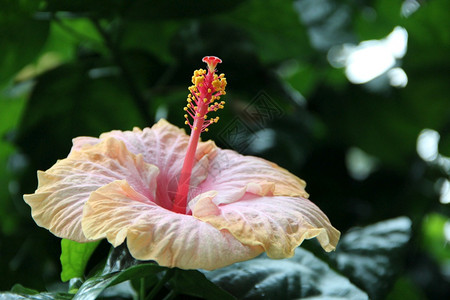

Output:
xmin=173 ymin=56 xmax=227 ymax=214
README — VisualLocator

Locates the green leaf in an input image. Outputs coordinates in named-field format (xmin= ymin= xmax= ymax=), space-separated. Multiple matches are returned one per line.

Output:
xmin=0 ymin=82 xmax=29 ymax=235
xmin=1 ymin=286 xmax=73 ymax=300
xmin=16 ymin=61 xmax=146 ymax=170
xmin=102 ymin=244 xmax=140 ymax=274
xmin=73 ymin=263 xmax=165 ymax=300
xmin=60 ymin=239 xmax=100 ymax=282
xmin=332 ymin=217 xmax=412 ymax=300
xmin=10 ymin=284 xmax=39 ymax=295
xmin=169 ymin=269 xmax=234 ymax=300
xmin=386 ymin=276 xmax=427 ymax=300
xmin=421 ymin=213 xmax=450 ymax=263
xmin=124 ymin=0 xmax=243 ymax=20
xmin=0 ymin=4 xmax=49 ymax=87
xmin=222 ymin=0 xmax=313 ymax=63
xmin=44 ymin=0 xmax=122 ymax=17
xmin=204 ymin=247 xmax=368 ymax=300
xmin=293 ymin=0 xmax=355 ymax=51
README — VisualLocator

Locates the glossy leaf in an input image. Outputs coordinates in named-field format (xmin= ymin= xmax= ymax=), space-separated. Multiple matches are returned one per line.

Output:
xmin=60 ymin=239 xmax=100 ymax=282
xmin=332 ymin=217 xmax=412 ymax=300
xmin=169 ymin=269 xmax=234 ymax=300
xmin=204 ymin=247 xmax=368 ymax=300
xmin=102 ymin=244 xmax=140 ymax=274
xmin=0 ymin=285 xmax=73 ymax=300
xmin=73 ymin=263 xmax=164 ymax=300
xmin=10 ymin=284 xmax=39 ymax=295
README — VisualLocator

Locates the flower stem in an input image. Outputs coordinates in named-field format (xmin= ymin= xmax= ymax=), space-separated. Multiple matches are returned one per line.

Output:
xmin=140 ymin=277 xmax=145 ymax=300
xmin=145 ymin=269 xmax=174 ymax=300
xmin=162 ymin=290 xmax=178 ymax=300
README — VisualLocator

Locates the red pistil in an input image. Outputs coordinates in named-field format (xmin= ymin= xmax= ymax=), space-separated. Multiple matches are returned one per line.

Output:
xmin=203 ymin=56 xmax=222 ymax=72
xmin=173 ymin=57 xmax=227 ymax=214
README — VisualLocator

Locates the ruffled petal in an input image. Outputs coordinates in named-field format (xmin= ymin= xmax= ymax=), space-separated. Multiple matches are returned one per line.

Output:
xmin=70 ymin=119 xmax=217 ymax=207
xmin=192 ymin=193 xmax=340 ymax=258
xmin=197 ymin=149 xmax=309 ymax=205
xmin=70 ymin=136 xmax=100 ymax=154
xmin=82 ymin=180 xmax=263 ymax=270
xmin=23 ymin=138 xmax=159 ymax=242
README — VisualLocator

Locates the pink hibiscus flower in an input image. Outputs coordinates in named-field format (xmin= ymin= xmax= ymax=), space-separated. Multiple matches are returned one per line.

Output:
xmin=24 ymin=57 xmax=339 ymax=270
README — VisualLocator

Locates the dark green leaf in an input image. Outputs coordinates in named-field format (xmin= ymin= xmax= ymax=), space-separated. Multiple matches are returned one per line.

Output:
xmin=222 ymin=0 xmax=313 ymax=63
xmin=169 ymin=269 xmax=234 ymax=300
xmin=0 ymin=291 xmax=73 ymax=300
xmin=294 ymin=0 xmax=355 ymax=51
xmin=332 ymin=217 xmax=412 ymax=300
xmin=421 ymin=213 xmax=450 ymax=264
xmin=68 ymin=278 xmax=83 ymax=294
xmin=10 ymin=284 xmax=39 ymax=295
xmin=0 ymin=5 xmax=49 ymax=87
xmin=73 ymin=263 xmax=164 ymax=300
xmin=44 ymin=0 xmax=123 ymax=17
xmin=124 ymin=0 xmax=244 ymax=20
xmin=60 ymin=239 xmax=100 ymax=282
xmin=0 ymin=82 xmax=29 ymax=235
xmin=16 ymin=62 xmax=146 ymax=170
xmin=102 ymin=244 xmax=139 ymax=274
xmin=204 ymin=247 xmax=368 ymax=300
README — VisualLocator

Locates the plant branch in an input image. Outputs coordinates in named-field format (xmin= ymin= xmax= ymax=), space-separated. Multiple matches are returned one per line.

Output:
xmin=145 ymin=269 xmax=175 ymax=300
xmin=91 ymin=18 xmax=153 ymax=124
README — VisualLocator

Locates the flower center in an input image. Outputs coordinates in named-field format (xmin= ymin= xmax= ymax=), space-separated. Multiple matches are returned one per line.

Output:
xmin=172 ymin=56 xmax=227 ymax=214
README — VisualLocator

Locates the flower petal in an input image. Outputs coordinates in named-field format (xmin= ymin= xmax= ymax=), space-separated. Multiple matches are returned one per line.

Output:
xmin=82 ymin=180 xmax=263 ymax=270
xmin=70 ymin=136 xmax=100 ymax=153
xmin=197 ymin=149 xmax=309 ymax=205
xmin=23 ymin=138 xmax=159 ymax=242
xmin=71 ymin=119 xmax=217 ymax=207
xmin=193 ymin=193 xmax=340 ymax=258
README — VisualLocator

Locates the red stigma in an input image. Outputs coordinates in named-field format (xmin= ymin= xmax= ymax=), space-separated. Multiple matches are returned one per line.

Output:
xmin=202 ymin=56 xmax=222 ymax=72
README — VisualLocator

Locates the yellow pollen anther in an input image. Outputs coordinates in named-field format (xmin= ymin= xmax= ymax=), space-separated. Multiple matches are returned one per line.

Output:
xmin=183 ymin=58 xmax=226 ymax=134
xmin=185 ymin=121 xmax=188 ymax=125
xmin=194 ymin=76 xmax=204 ymax=86
xmin=204 ymin=128 xmax=209 ymax=132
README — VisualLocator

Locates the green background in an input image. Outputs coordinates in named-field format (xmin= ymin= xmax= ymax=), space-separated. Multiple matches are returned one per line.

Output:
xmin=1 ymin=0 xmax=449 ymax=299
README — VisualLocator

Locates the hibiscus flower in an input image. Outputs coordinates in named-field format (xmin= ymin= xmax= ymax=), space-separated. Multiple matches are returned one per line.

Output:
xmin=24 ymin=57 xmax=340 ymax=270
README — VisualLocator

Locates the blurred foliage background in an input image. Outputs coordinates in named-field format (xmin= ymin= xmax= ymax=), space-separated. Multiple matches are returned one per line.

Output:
xmin=1 ymin=0 xmax=449 ymax=299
